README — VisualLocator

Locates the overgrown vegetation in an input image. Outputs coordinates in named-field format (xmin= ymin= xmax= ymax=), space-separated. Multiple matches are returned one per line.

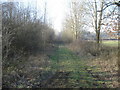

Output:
xmin=2 ymin=0 xmax=119 ymax=89
xmin=2 ymin=2 xmax=55 ymax=64
xmin=40 ymin=47 xmax=107 ymax=88
xmin=67 ymin=40 xmax=119 ymax=87
xmin=2 ymin=2 xmax=55 ymax=88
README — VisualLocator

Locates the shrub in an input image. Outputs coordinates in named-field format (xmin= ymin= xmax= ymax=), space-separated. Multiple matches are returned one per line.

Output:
xmin=68 ymin=39 xmax=118 ymax=57
xmin=2 ymin=2 xmax=55 ymax=69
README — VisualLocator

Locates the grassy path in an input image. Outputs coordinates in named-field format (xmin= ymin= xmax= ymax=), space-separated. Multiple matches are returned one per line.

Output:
xmin=45 ymin=46 xmax=106 ymax=88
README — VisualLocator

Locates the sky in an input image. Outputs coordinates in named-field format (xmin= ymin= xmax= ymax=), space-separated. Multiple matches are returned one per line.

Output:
xmin=1 ymin=0 xmax=118 ymax=34
xmin=1 ymin=0 xmax=96 ymax=34
xmin=41 ymin=0 xmax=69 ymax=34
xmin=1 ymin=0 xmax=99 ymax=34
xmin=1 ymin=0 xmax=69 ymax=34
xmin=29 ymin=0 xmax=70 ymax=35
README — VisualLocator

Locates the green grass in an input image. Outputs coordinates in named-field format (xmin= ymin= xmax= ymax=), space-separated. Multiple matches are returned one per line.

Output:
xmin=102 ymin=40 xmax=119 ymax=47
xmin=49 ymin=47 xmax=106 ymax=88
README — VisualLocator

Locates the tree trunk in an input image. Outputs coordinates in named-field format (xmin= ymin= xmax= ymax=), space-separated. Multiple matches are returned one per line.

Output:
xmin=118 ymin=5 xmax=120 ymax=88
xmin=95 ymin=0 xmax=104 ymax=48
xmin=76 ymin=30 xmax=78 ymax=39
xmin=97 ymin=1 xmax=103 ymax=45
xmin=95 ymin=0 xmax=98 ymax=45
xmin=96 ymin=31 xmax=100 ymax=44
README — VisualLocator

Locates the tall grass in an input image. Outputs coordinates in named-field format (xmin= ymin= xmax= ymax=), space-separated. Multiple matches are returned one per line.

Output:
xmin=67 ymin=39 xmax=119 ymax=87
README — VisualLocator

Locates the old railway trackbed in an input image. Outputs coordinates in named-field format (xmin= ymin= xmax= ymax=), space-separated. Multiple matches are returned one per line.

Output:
xmin=41 ymin=71 xmax=71 ymax=88
xmin=33 ymin=47 xmax=109 ymax=88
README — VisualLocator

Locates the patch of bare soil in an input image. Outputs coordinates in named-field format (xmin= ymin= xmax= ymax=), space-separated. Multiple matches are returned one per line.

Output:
xmin=87 ymin=57 xmax=119 ymax=88
xmin=41 ymin=71 xmax=71 ymax=88
xmin=2 ymin=45 xmax=58 ymax=88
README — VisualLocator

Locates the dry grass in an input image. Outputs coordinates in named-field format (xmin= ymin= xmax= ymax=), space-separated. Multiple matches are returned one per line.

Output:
xmin=3 ymin=54 xmax=53 ymax=88
xmin=67 ymin=40 xmax=119 ymax=88
xmin=3 ymin=45 xmax=58 ymax=88
xmin=87 ymin=56 xmax=119 ymax=88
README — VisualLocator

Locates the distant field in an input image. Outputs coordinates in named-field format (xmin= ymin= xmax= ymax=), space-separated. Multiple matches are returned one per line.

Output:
xmin=102 ymin=40 xmax=119 ymax=47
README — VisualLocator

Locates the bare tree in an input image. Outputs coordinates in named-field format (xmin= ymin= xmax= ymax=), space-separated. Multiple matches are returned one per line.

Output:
xmin=63 ymin=0 xmax=86 ymax=40
xmin=86 ymin=0 xmax=119 ymax=46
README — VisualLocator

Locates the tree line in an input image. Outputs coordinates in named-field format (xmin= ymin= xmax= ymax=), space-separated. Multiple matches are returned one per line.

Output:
xmin=61 ymin=0 xmax=119 ymax=45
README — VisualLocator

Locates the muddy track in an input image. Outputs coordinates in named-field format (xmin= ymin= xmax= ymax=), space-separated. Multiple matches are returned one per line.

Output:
xmin=41 ymin=71 xmax=71 ymax=88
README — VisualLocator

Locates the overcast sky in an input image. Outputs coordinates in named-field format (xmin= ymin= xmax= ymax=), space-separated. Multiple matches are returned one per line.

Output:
xmin=1 ymin=0 xmax=70 ymax=34
xmin=43 ymin=0 xmax=69 ymax=34
xmin=1 ymin=0 xmax=96 ymax=34
xmin=29 ymin=0 xmax=70 ymax=35
xmin=1 ymin=0 xmax=118 ymax=34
